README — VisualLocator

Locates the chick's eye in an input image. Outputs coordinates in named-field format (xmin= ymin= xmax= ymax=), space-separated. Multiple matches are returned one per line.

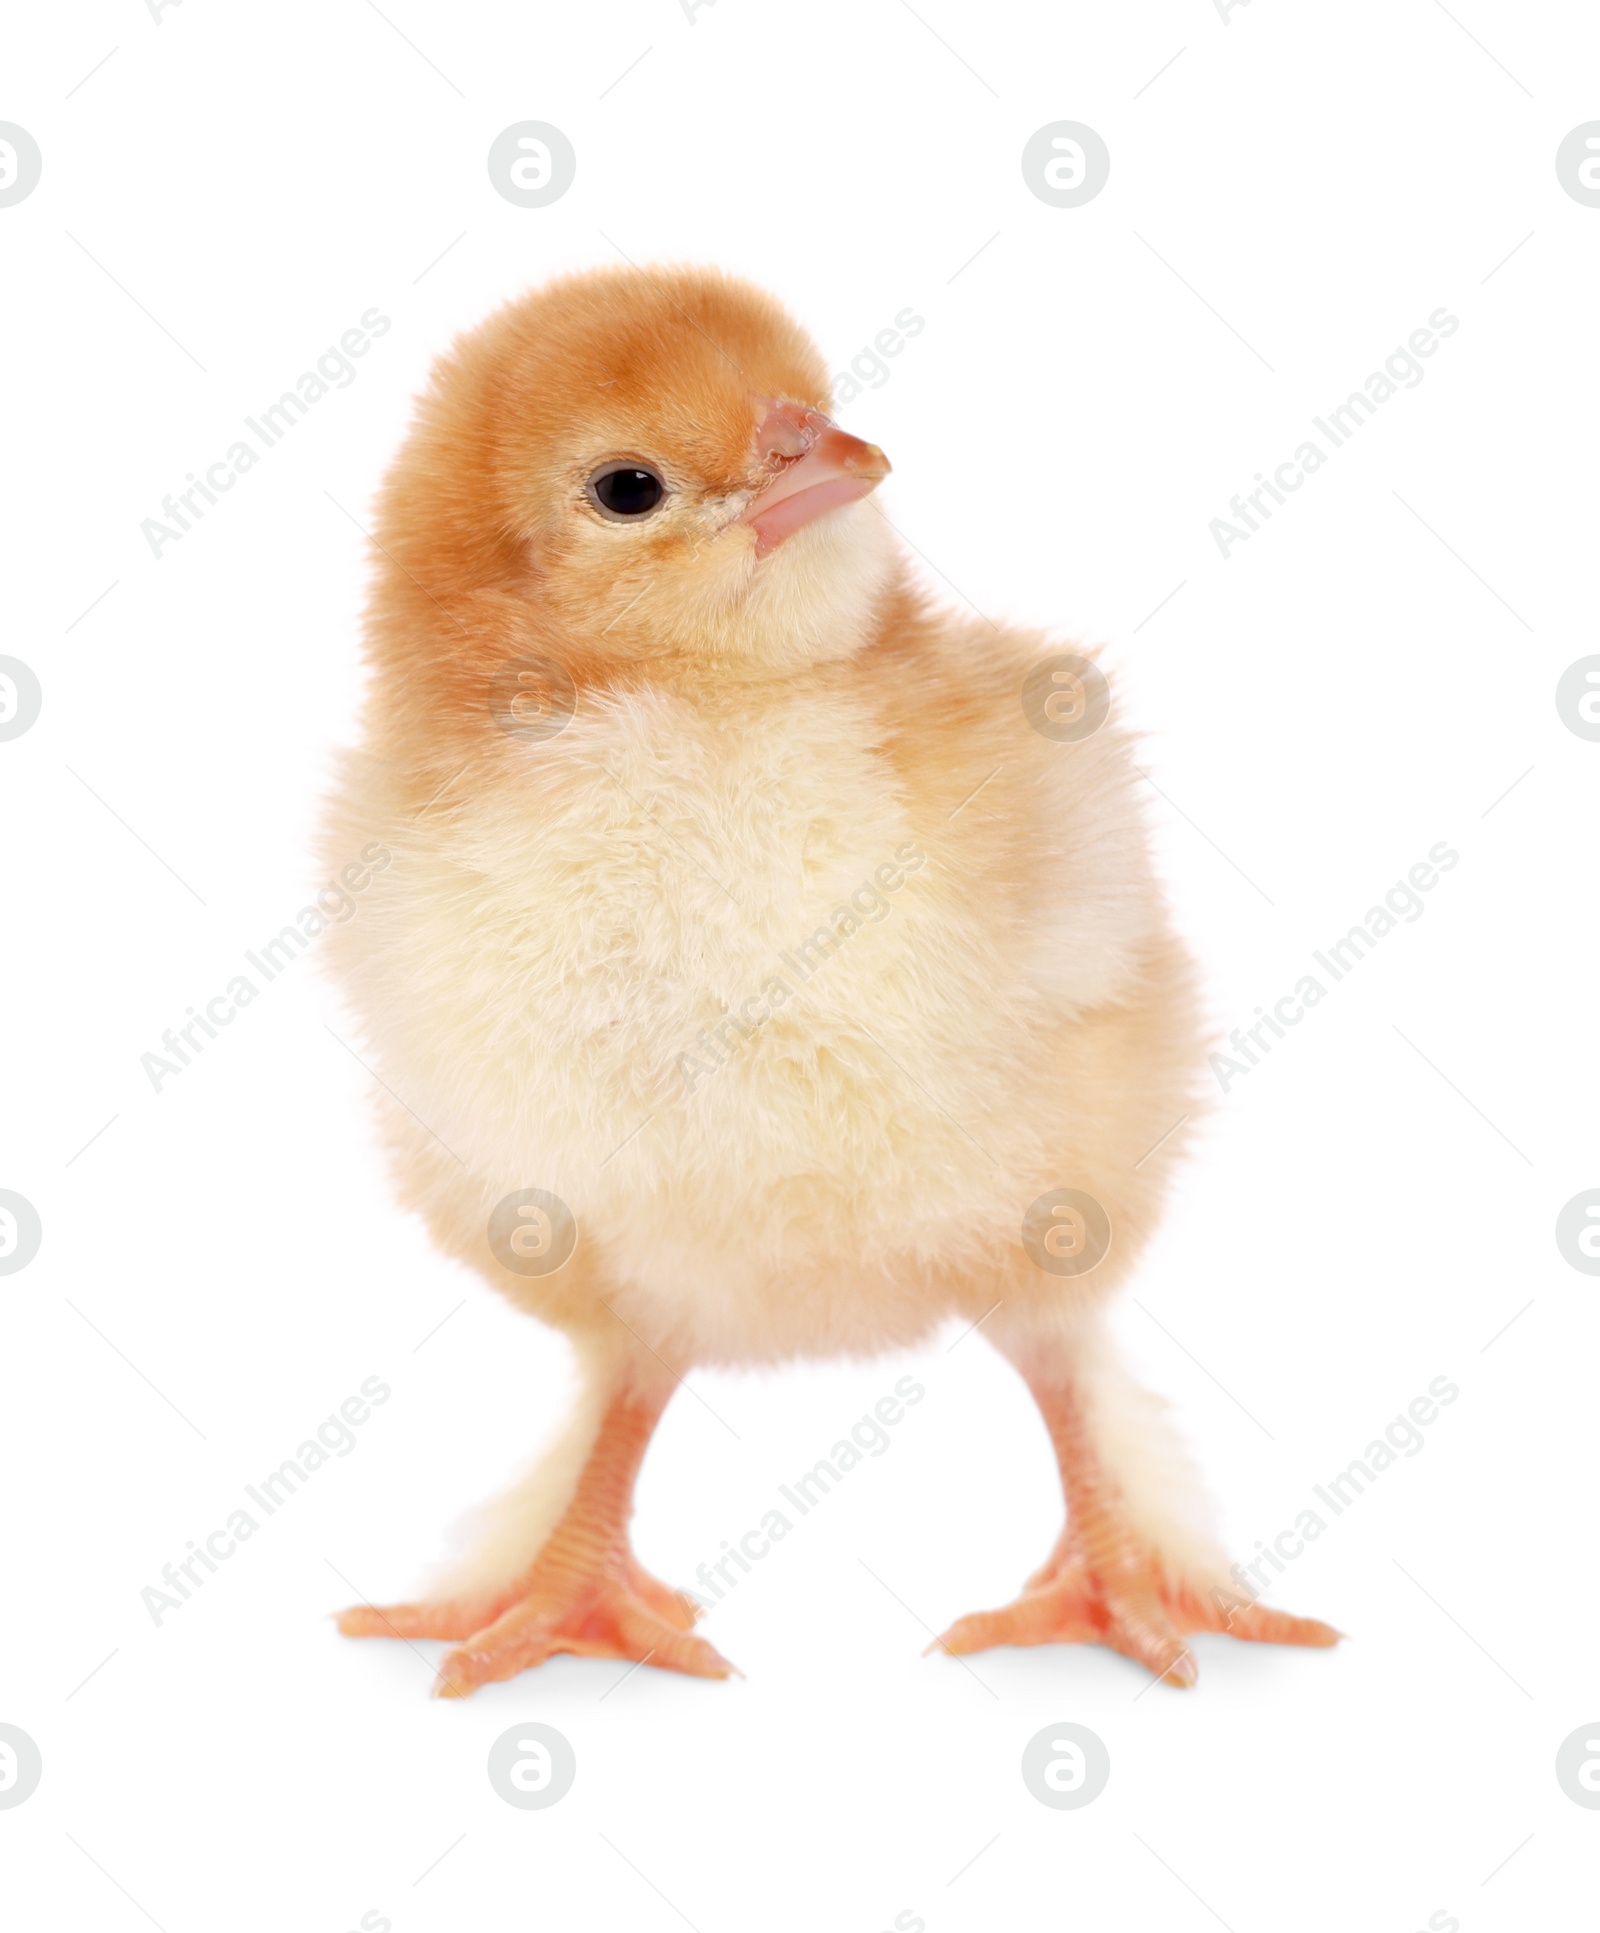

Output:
xmin=587 ymin=463 xmax=665 ymax=521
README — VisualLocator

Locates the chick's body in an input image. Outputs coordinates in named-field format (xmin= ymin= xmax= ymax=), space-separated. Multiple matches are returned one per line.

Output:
xmin=327 ymin=267 xmax=1335 ymax=1693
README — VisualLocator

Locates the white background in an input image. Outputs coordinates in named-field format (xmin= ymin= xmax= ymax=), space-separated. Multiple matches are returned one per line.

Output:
xmin=3 ymin=1 xmax=1597 ymax=1928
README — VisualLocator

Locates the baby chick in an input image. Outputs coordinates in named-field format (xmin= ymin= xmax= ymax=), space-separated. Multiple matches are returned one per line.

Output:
xmin=325 ymin=265 xmax=1336 ymax=1695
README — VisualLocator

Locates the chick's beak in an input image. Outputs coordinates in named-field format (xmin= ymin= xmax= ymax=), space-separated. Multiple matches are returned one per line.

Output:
xmin=740 ymin=401 xmax=891 ymax=557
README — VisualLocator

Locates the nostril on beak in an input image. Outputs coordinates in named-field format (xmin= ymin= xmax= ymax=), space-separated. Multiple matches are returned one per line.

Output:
xmin=753 ymin=398 xmax=823 ymax=461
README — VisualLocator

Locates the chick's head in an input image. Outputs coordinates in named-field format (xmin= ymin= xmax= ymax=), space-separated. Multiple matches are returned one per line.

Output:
xmin=378 ymin=265 xmax=898 ymax=680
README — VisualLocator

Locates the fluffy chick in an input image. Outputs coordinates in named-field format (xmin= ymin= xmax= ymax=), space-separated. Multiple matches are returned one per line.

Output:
xmin=324 ymin=264 xmax=1336 ymax=1695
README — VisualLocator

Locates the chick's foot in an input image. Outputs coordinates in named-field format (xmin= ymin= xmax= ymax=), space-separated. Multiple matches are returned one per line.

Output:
xmin=338 ymin=1382 xmax=732 ymax=1696
xmin=932 ymin=1362 xmax=1339 ymax=1688
xmin=934 ymin=1548 xmax=1339 ymax=1688
xmin=430 ymin=1543 xmax=733 ymax=1698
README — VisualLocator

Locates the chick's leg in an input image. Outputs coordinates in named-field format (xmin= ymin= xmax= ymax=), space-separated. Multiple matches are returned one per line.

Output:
xmin=935 ymin=1355 xmax=1339 ymax=1686
xmin=340 ymin=1382 xmax=732 ymax=1697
